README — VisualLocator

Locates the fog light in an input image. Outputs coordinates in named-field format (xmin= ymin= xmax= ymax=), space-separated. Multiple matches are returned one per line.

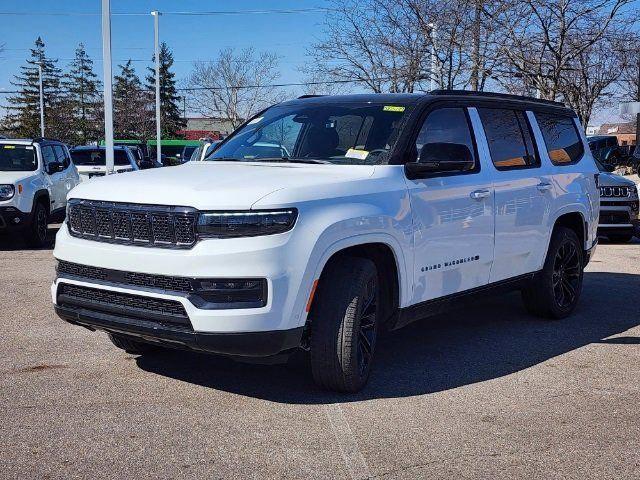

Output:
xmin=193 ymin=278 xmax=267 ymax=308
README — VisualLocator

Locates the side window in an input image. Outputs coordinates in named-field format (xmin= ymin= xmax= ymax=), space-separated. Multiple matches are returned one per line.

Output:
xmin=414 ymin=107 xmax=477 ymax=171
xmin=535 ymin=113 xmax=584 ymax=165
xmin=478 ymin=108 xmax=539 ymax=170
xmin=53 ymin=145 xmax=70 ymax=168
xmin=41 ymin=145 xmax=56 ymax=169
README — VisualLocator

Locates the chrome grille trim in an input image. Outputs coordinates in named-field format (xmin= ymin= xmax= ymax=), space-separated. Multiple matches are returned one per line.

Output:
xmin=599 ymin=186 xmax=631 ymax=198
xmin=68 ymin=199 xmax=197 ymax=249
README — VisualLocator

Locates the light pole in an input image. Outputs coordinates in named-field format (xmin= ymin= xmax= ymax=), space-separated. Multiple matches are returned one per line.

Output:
xmin=101 ymin=0 xmax=115 ymax=174
xmin=429 ymin=23 xmax=438 ymax=91
xmin=152 ymin=11 xmax=162 ymax=165
xmin=38 ymin=64 xmax=45 ymax=137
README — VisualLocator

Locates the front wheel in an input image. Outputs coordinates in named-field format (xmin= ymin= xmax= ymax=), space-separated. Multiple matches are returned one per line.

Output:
xmin=521 ymin=226 xmax=584 ymax=319
xmin=24 ymin=202 xmax=49 ymax=248
xmin=309 ymin=257 xmax=380 ymax=393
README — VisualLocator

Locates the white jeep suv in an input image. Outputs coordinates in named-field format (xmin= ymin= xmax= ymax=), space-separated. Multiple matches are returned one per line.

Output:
xmin=52 ymin=92 xmax=599 ymax=392
xmin=1 ymin=138 xmax=79 ymax=246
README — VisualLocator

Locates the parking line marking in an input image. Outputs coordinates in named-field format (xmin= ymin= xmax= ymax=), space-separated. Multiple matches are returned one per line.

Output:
xmin=324 ymin=404 xmax=372 ymax=480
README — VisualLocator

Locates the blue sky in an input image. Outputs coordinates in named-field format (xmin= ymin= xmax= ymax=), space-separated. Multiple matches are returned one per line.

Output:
xmin=0 ymin=0 xmax=636 ymax=126
xmin=0 ymin=0 xmax=325 ymax=97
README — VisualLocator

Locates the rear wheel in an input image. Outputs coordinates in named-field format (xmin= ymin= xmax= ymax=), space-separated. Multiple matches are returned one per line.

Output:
xmin=24 ymin=202 xmax=49 ymax=248
xmin=108 ymin=333 xmax=156 ymax=355
xmin=309 ymin=257 xmax=380 ymax=393
xmin=521 ymin=226 xmax=584 ymax=319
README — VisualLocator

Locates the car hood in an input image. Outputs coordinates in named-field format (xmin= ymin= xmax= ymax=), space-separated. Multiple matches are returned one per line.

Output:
xmin=597 ymin=172 xmax=637 ymax=187
xmin=67 ymin=161 xmax=376 ymax=210
xmin=0 ymin=171 xmax=35 ymax=185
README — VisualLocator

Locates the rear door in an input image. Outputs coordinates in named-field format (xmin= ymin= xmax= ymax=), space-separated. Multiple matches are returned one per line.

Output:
xmin=476 ymin=107 xmax=553 ymax=282
xmin=405 ymin=105 xmax=495 ymax=302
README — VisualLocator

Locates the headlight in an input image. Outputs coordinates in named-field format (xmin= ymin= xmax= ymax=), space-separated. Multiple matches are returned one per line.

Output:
xmin=0 ymin=184 xmax=15 ymax=201
xmin=197 ymin=209 xmax=298 ymax=238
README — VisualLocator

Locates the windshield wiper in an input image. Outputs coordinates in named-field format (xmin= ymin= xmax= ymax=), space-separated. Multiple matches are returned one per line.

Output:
xmin=250 ymin=157 xmax=331 ymax=165
xmin=207 ymin=157 xmax=243 ymax=162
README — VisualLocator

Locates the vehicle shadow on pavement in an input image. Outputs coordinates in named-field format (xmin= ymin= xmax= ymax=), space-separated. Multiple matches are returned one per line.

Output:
xmin=135 ymin=271 xmax=640 ymax=403
xmin=0 ymin=226 xmax=59 ymax=251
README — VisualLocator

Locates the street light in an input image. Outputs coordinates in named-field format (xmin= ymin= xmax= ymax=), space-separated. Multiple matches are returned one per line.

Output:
xmin=151 ymin=11 xmax=161 ymax=165
xmin=38 ymin=64 xmax=44 ymax=137
xmin=101 ymin=0 xmax=115 ymax=174
xmin=428 ymin=23 xmax=438 ymax=91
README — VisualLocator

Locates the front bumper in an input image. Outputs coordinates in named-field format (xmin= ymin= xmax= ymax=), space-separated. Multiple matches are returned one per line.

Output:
xmin=0 ymin=206 xmax=31 ymax=231
xmin=55 ymin=304 xmax=303 ymax=357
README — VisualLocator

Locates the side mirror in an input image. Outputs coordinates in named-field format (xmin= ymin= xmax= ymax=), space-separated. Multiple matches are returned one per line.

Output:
xmin=405 ymin=143 xmax=474 ymax=179
xmin=47 ymin=161 xmax=64 ymax=174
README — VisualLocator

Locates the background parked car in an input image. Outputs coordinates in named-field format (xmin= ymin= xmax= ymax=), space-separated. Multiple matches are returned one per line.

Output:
xmin=587 ymin=134 xmax=638 ymax=173
xmin=70 ymin=146 xmax=139 ymax=182
xmin=0 ymin=137 xmax=79 ymax=246
xmin=189 ymin=138 xmax=221 ymax=161
xmin=588 ymin=153 xmax=639 ymax=243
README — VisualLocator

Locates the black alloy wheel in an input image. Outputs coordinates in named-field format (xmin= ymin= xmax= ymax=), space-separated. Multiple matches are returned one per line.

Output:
xmin=551 ymin=240 xmax=581 ymax=309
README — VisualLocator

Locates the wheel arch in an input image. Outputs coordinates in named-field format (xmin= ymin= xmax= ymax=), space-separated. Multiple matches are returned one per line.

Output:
xmin=32 ymin=189 xmax=51 ymax=214
xmin=305 ymin=234 xmax=408 ymax=328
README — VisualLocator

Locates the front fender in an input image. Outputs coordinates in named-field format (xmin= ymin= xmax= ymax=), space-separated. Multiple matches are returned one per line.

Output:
xmin=288 ymin=198 xmax=413 ymax=328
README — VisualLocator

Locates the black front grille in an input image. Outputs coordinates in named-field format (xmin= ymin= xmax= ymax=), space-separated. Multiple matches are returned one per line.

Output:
xmin=599 ymin=211 xmax=631 ymax=224
xmin=68 ymin=199 xmax=197 ymax=248
xmin=57 ymin=260 xmax=194 ymax=293
xmin=57 ymin=283 xmax=192 ymax=330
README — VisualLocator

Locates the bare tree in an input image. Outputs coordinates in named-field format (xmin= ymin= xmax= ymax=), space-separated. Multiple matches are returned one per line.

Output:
xmin=309 ymin=0 xmax=511 ymax=93
xmin=186 ymin=48 xmax=285 ymax=129
xmin=496 ymin=0 xmax=634 ymax=100
xmin=560 ymin=34 xmax=632 ymax=126
xmin=308 ymin=0 xmax=432 ymax=93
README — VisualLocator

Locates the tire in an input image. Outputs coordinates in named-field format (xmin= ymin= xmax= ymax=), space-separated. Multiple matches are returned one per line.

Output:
xmin=607 ymin=234 xmax=633 ymax=244
xmin=521 ymin=226 xmax=584 ymax=319
xmin=309 ymin=256 xmax=380 ymax=393
xmin=24 ymin=202 xmax=49 ymax=248
xmin=108 ymin=333 xmax=155 ymax=354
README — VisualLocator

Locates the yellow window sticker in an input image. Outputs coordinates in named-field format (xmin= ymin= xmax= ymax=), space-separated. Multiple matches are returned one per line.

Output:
xmin=383 ymin=105 xmax=405 ymax=112
xmin=3 ymin=145 xmax=16 ymax=149
xmin=345 ymin=148 xmax=369 ymax=160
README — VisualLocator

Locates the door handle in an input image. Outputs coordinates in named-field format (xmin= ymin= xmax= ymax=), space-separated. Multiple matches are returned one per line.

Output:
xmin=470 ymin=189 xmax=491 ymax=200
xmin=537 ymin=182 xmax=553 ymax=192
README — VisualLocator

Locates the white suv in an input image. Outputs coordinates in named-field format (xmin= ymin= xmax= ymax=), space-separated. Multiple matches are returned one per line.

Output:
xmin=52 ymin=92 xmax=600 ymax=392
xmin=1 ymin=138 xmax=79 ymax=247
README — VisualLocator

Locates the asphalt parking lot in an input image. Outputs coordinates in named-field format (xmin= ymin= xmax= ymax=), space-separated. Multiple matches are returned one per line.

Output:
xmin=1 ymin=230 xmax=639 ymax=479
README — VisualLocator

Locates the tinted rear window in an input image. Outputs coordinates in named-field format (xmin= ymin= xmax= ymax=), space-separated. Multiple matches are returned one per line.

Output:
xmin=535 ymin=113 xmax=584 ymax=165
xmin=70 ymin=149 xmax=131 ymax=166
xmin=478 ymin=108 xmax=539 ymax=169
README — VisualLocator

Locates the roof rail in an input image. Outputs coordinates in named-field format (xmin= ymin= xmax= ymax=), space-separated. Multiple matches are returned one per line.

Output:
xmin=297 ymin=94 xmax=326 ymax=99
xmin=430 ymin=89 xmax=565 ymax=107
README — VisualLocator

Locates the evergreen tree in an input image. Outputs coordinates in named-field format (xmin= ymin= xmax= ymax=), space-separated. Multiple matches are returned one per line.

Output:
xmin=62 ymin=43 xmax=103 ymax=145
xmin=113 ymin=60 xmax=152 ymax=140
xmin=3 ymin=37 xmax=65 ymax=139
xmin=145 ymin=42 xmax=185 ymax=137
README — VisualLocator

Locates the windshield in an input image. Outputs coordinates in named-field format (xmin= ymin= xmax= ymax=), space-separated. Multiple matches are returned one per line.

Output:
xmin=70 ymin=149 xmax=131 ymax=166
xmin=0 ymin=144 xmax=37 ymax=171
xmin=207 ymin=102 xmax=413 ymax=165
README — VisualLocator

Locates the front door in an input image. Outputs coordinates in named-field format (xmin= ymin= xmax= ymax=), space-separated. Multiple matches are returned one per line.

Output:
xmin=405 ymin=106 xmax=495 ymax=303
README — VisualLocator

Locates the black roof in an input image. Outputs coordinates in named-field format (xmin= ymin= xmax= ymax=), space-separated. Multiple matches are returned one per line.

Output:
xmin=285 ymin=90 xmax=572 ymax=114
